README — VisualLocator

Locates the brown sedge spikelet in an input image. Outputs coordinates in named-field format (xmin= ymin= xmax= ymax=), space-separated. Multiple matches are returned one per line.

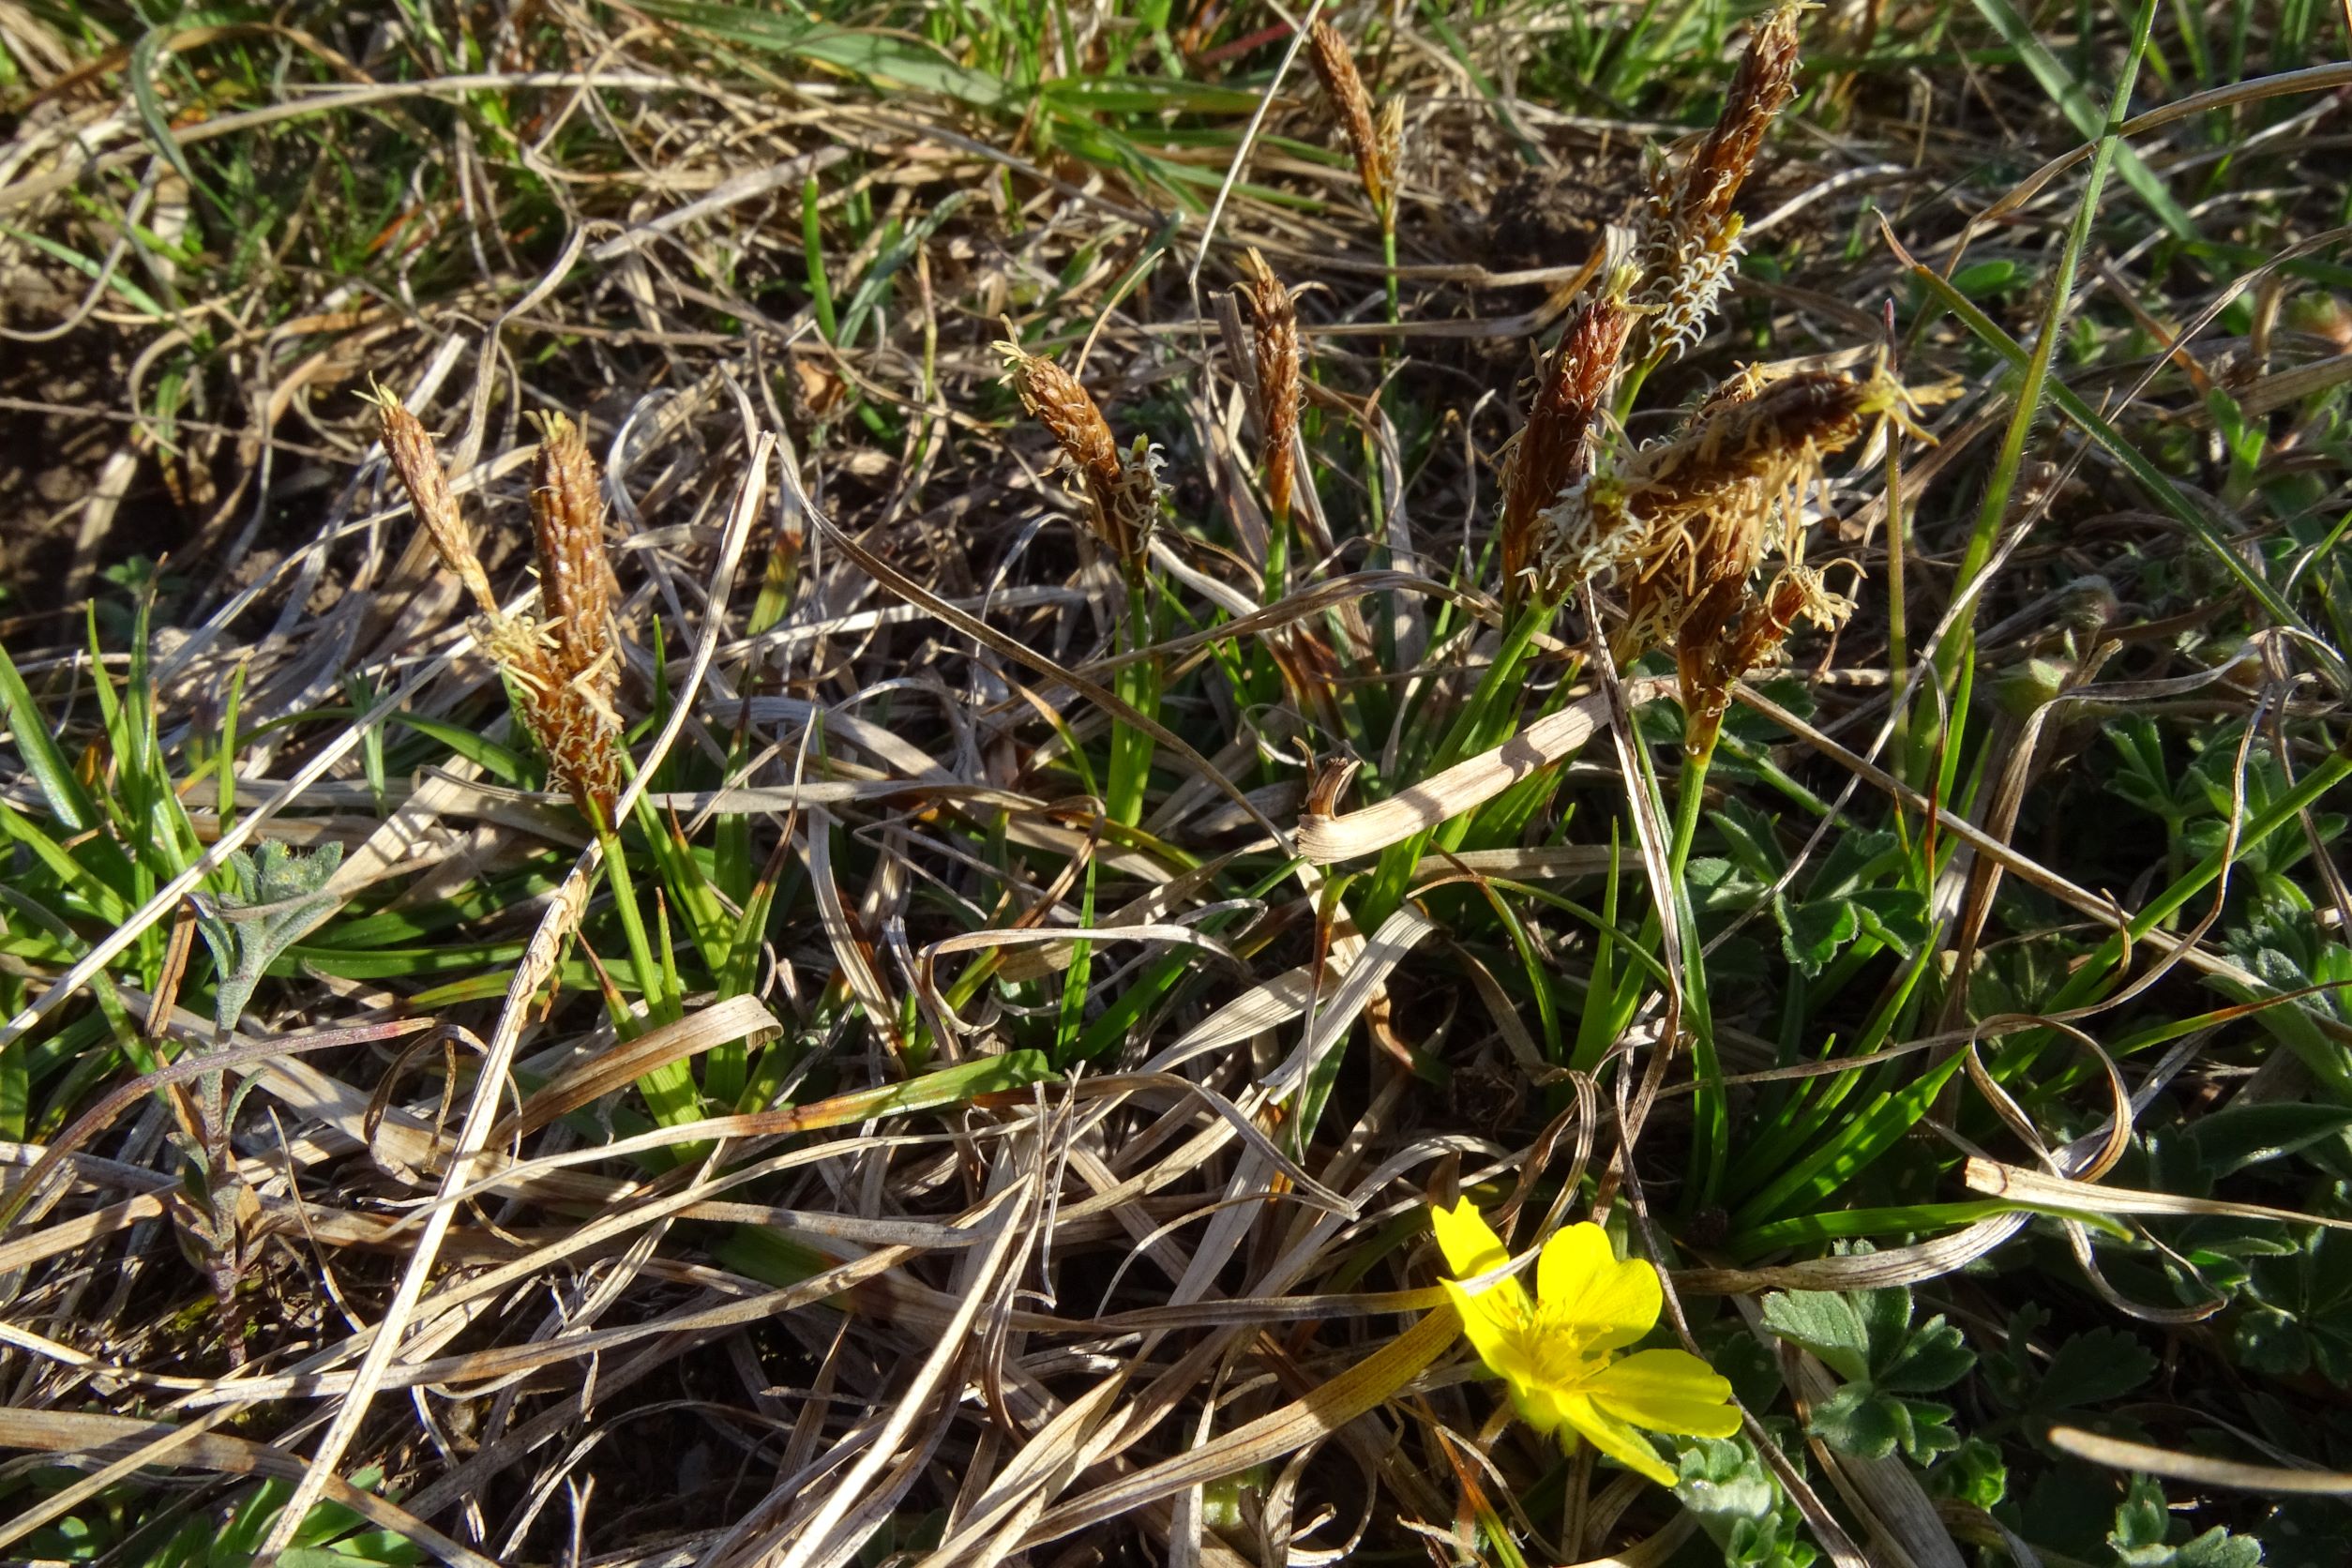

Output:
xmin=364 ymin=386 xmax=624 ymax=827
xmin=1241 ymin=249 xmax=1302 ymax=527
xmin=365 ymin=384 xmax=497 ymax=616
xmin=1374 ymin=97 xmax=1404 ymax=218
xmin=1614 ymin=368 xmax=1881 ymax=654
xmin=1500 ymin=269 xmax=1636 ymax=600
xmin=996 ymin=337 xmax=1159 ymax=569
xmin=483 ymin=613 xmax=624 ymax=828
xmin=528 ymin=412 xmax=620 ymax=691
xmin=1541 ymin=361 xmax=1910 ymax=658
xmin=1306 ymin=20 xmax=1395 ymax=220
xmin=1634 ymin=2 xmax=1803 ymax=361
xmin=1677 ymin=564 xmax=1853 ymax=756
xmin=1684 ymin=1 xmax=1804 ymax=233
xmin=519 ymin=412 xmax=625 ymax=825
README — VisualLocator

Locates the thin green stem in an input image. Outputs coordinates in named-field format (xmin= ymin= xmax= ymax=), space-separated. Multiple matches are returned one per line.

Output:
xmin=801 ymin=173 xmax=837 ymax=344
xmin=1883 ymin=405 xmax=1911 ymax=788
xmin=1261 ymin=502 xmax=1290 ymax=607
xmin=1380 ymin=210 xmax=1400 ymax=330
xmin=1614 ymin=345 xmax=1667 ymax=427
xmin=1925 ymin=0 xmax=2166 ymax=767
xmin=1666 ymin=739 xmax=1715 ymax=885
xmin=1662 ymin=737 xmax=1725 ymax=1211
xmin=596 ymin=829 xmax=671 ymax=1028
xmin=1107 ymin=573 xmax=1157 ymax=828
xmin=596 ymin=822 xmax=697 ymax=1127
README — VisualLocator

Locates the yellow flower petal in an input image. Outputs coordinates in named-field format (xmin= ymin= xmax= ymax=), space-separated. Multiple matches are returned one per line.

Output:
xmin=1440 ymin=1275 xmax=1535 ymax=1385
xmin=1431 ymin=1199 xmax=1512 ymax=1281
xmin=1506 ymin=1378 xmax=1573 ymax=1437
xmin=1535 ymin=1222 xmax=1662 ymax=1353
xmin=1557 ymin=1393 xmax=1678 ymax=1486
xmin=1585 ymin=1349 xmax=1743 ymax=1438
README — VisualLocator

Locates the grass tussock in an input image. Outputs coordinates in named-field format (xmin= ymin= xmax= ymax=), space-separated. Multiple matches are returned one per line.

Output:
xmin=2 ymin=2 xmax=2351 ymax=1566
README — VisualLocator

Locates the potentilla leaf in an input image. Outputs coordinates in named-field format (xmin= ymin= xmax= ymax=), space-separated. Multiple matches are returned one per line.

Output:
xmin=1760 ymin=1289 xmax=1872 ymax=1383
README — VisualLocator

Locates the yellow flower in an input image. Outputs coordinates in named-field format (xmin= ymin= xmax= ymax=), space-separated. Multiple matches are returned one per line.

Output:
xmin=1432 ymin=1199 xmax=1741 ymax=1485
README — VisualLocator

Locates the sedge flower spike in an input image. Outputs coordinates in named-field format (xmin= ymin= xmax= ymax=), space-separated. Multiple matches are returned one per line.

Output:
xmin=1432 ymin=1200 xmax=1741 ymax=1485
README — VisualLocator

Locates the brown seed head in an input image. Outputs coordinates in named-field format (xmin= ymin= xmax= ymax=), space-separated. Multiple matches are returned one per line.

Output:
xmin=1545 ymin=363 xmax=1903 ymax=655
xmin=528 ymin=412 xmax=618 ymax=691
xmin=1502 ymin=274 xmax=1636 ymax=597
xmin=1678 ymin=563 xmax=1853 ymax=756
xmin=486 ymin=615 xmax=623 ymax=827
xmin=1307 ymin=21 xmax=1393 ymax=219
xmin=997 ymin=339 xmax=1155 ymax=565
xmin=1374 ymin=97 xmax=1405 ymax=212
xmin=999 ymin=341 xmax=1121 ymax=492
xmin=1684 ymin=2 xmax=1802 ymax=230
xmin=1241 ymin=249 xmax=1303 ymax=525
xmin=366 ymin=384 xmax=496 ymax=615
xmin=1635 ymin=369 xmax=1879 ymax=545
xmin=1672 ymin=574 xmax=1755 ymax=750
xmin=362 ymin=389 xmax=626 ymax=826
xmin=1635 ymin=2 xmax=1803 ymax=359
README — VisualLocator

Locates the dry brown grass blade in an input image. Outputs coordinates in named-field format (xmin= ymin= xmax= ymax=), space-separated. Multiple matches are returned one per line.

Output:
xmin=913 ymin=1374 xmax=1138 ymax=1567
xmin=1556 ymin=1519 xmax=1699 ymax=1567
xmin=1018 ymin=1304 xmax=1461 ymax=1549
xmin=2234 ymin=349 xmax=2352 ymax=415
xmin=322 ymin=758 xmax=566 ymax=897
xmin=991 ymin=851 xmax=1242 ymax=982
xmin=1077 ymin=568 xmax=1489 ymax=679
xmin=1299 ymin=678 xmax=1674 ymax=862
xmin=1417 ymin=844 xmax=1615 ymax=881
xmin=1674 ymin=1214 xmax=2034 ymax=1295
xmin=1970 ymin=61 xmax=2352 ymax=233
xmin=929 ymin=920 xmax=1242 ymax=997
xmin=1962 ymin=1156 xmax=2352 ymax=1232
xmin=1263 ymin=905 xmax=1438 ymax=1096
xmin=0 ymin=1410 xmax=504 ymax=1568
xmin=0 ymin=1018 xmax=430 ymax=1232
xmin=173 ymin=1234 xmax=923 ymax=1407
xmin=2047 ymin=1426 xmax=2352 ymax=1495
xmin=490 ymin=991 xmax=780 ymax=1144
xmin=776 ymin=1179 xmax=1033 ymax=1567
xmin=0 ymin=1188 xmax=171 ymax=1278
xmin=805 ymin=807 xmax=907 ymax=1057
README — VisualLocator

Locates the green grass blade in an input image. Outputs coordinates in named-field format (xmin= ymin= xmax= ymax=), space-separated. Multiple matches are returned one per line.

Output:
xmin=1968 ymin=0 xmax=2197 ymax=240
xmin=1910 ymin=265 xmax=2331 ymax=674
xmin=0 ymin=641 xmax=97 ymax=835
